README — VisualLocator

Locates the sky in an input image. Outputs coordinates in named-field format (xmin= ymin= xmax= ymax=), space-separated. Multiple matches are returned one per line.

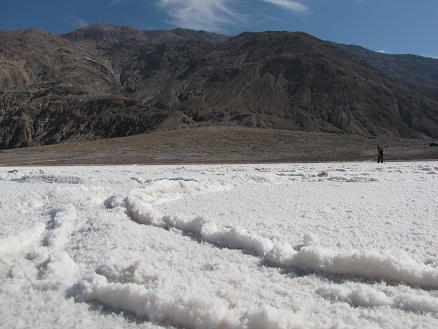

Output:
xmin=1 ymin=0 xmax=437 ymax=58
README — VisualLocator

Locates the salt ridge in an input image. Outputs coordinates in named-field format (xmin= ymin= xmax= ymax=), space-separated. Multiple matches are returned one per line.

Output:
xmin=0 ymin=162 xmax=437 ymax=328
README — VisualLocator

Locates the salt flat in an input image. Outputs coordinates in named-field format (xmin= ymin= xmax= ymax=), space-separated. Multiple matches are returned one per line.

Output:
xmin=0 ymin=162 xmax=437 ymax=328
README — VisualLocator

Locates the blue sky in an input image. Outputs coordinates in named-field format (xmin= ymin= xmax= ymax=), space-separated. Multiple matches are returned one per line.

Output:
xmin=1 ymin=0 xmax=437 ymax=58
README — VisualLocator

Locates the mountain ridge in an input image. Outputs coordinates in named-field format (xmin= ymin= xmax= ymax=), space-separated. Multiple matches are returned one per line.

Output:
xmin=333 ymin=42 xmax=438 ymax=91
xmin=0 ymin=24 xmax=437 ymax=149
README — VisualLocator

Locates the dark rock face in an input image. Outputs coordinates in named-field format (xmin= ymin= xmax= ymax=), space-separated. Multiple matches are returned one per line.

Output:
xmin=1 ymin=24 xmax=437 ymax=149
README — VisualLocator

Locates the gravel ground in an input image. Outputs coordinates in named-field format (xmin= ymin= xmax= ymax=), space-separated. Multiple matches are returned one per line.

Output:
xmin=1 ymin=126 xmax=437 ymax=166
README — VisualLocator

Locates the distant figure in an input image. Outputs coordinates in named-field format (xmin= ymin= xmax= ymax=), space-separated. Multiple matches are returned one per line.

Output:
xmin=377 ymin=145 xmax=384 ymax=163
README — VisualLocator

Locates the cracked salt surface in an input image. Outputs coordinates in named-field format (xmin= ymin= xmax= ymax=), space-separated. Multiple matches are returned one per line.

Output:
xmin=0 ymin=162 xmax=437 ymax=328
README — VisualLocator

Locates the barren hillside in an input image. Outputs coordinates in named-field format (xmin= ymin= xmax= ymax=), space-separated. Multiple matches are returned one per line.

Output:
xmin=1 ymin=25 xmax=438 ymax=150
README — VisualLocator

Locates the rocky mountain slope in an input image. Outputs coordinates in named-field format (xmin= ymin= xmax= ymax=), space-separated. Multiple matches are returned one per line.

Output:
xmin=1 ymin=24 xmax=437 ymax=149
xmin=333 ymin=43 xmax=438 ymax=92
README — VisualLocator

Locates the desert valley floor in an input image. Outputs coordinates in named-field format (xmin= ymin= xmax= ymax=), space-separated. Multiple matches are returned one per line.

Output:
xmin=1 ymin=127 xmax=437 ymax=166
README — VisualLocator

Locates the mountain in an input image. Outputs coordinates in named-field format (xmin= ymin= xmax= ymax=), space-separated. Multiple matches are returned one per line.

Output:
xmin=333 ymin=43 xmax=438 ymax=91
xmin=1 ymin=24 xmax=437 ymax=149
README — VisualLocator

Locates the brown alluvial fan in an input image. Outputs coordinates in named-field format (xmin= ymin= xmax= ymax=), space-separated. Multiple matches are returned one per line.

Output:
xmin=0 ymin=24 xmax=437 ymax=149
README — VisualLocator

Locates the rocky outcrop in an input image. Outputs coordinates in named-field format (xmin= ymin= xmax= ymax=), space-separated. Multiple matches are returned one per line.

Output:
xmin=0 ymin=24 xmax=437 ymax=149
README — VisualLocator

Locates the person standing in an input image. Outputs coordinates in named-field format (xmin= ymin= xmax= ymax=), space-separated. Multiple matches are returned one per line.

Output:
xmin=377 ymin=145 xmax=384 ymax=163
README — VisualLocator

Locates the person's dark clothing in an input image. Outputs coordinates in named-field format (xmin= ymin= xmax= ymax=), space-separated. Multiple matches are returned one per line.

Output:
xmin=377 ymin=146 xmax=384 ymax=163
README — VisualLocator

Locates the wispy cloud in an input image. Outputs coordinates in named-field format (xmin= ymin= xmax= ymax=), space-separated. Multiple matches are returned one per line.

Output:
xmin=155 ymin=0 xmax=308 ymax=32
xmin=156 ymin=0 xmax=244 ymax=32
xmin=73 ymin=17 xmax=90 ymax=28
xmin=261 ymin=0 xmax=308 ymax=12
xmin=109 ymin=0 xmax=124 ymax=6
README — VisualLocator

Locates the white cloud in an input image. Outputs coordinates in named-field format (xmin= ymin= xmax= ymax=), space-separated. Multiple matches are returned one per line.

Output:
xmin=155 ymin=0 xmax=309 ymax=32
xmin=261 ymin=0 xmax=308 ymax=12
xmin=73 ymin=17 xmax=89 ymax=28
xmin=156 ymin=0 xmax=244 ymax=32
